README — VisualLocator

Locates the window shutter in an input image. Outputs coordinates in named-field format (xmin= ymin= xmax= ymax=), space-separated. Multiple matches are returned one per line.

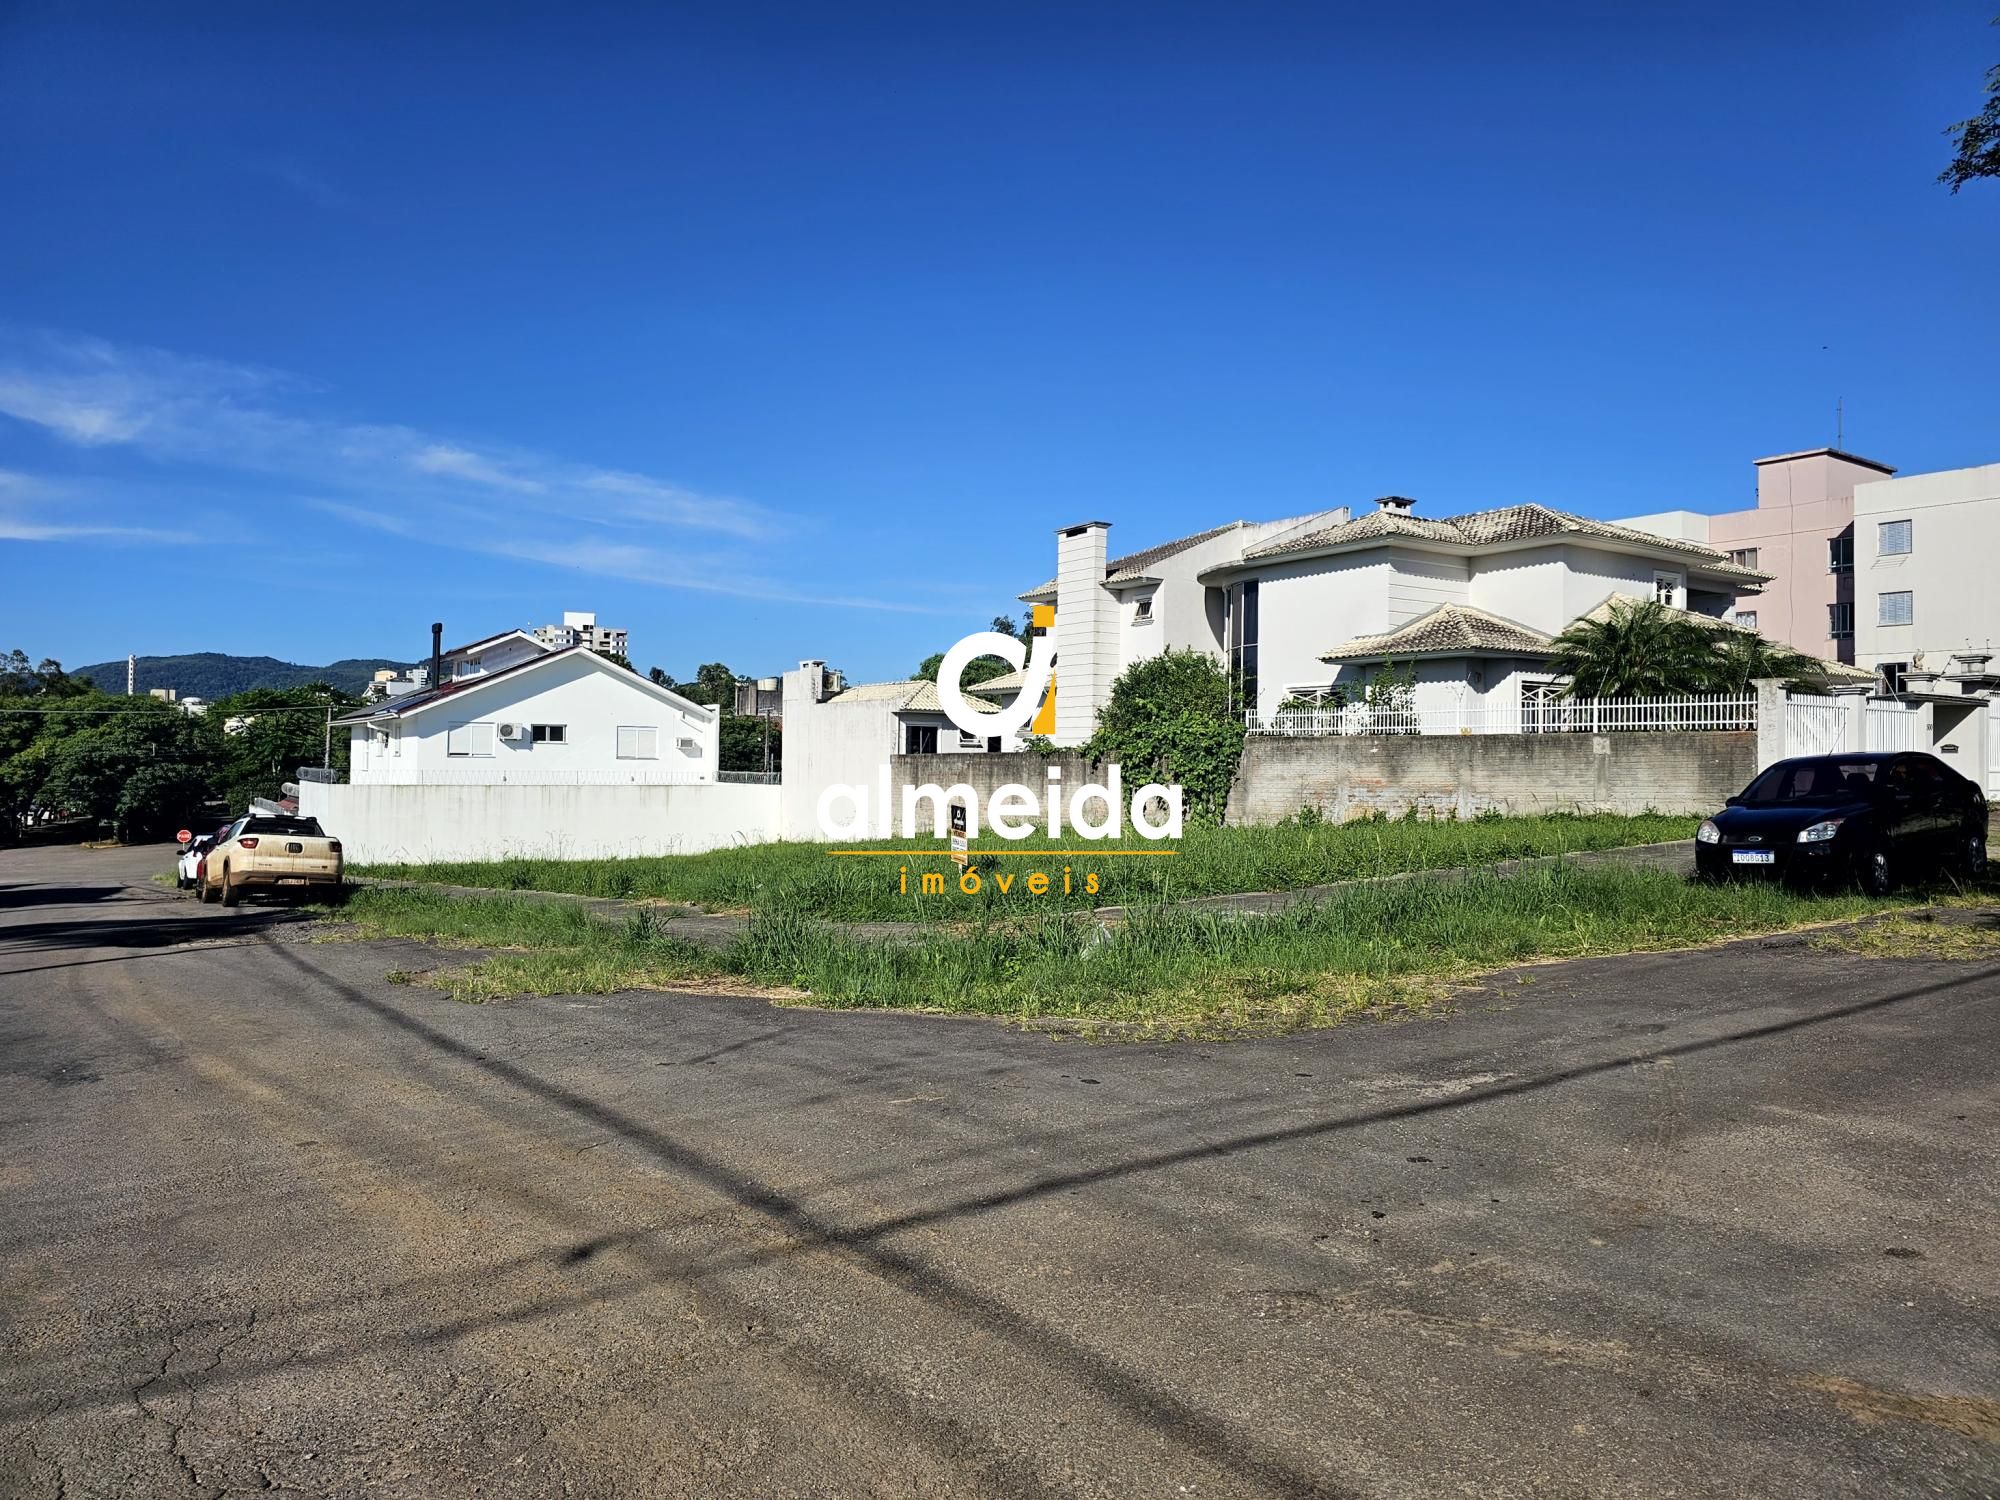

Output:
xmin=616 ymin=725 xmax=659 ymax=760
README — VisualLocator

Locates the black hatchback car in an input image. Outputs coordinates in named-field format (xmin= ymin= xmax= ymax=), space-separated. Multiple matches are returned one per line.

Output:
xmin=1696 ymin=752 xmax=1988 ymax=893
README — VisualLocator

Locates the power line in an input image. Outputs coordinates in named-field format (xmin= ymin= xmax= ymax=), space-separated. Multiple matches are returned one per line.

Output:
xmin=0 ymin=703 xmax=346 ymax=717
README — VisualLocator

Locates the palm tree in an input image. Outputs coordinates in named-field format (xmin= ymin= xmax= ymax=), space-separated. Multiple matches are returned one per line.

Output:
xmin=1548 ymin=600 xmax=1718 ymax=698
xmin=1703 ymin=630 xmax=1829 ymax=694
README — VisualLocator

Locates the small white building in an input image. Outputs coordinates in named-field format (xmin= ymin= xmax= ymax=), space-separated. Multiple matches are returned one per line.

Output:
xmin=338 ymin=643 xmax=720 ymax=785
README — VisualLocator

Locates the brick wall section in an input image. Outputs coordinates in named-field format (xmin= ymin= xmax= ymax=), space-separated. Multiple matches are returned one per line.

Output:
xmin=1227 ymin=732 xmax=1756 ymax=823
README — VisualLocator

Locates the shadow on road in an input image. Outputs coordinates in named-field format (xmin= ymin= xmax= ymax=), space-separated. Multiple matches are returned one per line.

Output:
xmin=0 ymin=906 xmax=312 ymax=959
xmin=0 ymin=883 xmax=129 ymax=910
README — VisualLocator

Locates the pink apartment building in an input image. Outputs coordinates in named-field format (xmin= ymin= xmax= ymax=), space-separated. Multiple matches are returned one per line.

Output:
xmin=1619 ymin=447 xmax=1897 ymax=666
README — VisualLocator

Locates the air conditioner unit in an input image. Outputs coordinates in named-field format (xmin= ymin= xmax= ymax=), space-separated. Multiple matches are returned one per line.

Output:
xmin=496 ymin=723 xmax=524 ymax=742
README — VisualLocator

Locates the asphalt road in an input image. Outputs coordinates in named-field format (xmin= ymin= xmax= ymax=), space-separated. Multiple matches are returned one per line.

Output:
xmin=2 ymin=843 xmax=1997 ymax=1499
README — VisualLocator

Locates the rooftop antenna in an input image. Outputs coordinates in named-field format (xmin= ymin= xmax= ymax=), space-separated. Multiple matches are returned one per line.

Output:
xmin=1836 ymin=396 xmax=1844 ymax=450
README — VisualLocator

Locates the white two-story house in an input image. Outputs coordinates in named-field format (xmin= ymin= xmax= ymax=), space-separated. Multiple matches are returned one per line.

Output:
xmin=1010 ymin=497 xmax=1777 ymax=741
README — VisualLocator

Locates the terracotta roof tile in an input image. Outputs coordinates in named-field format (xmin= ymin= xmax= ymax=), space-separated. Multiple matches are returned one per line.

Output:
xmin=1319 ymin=605 xmax=1555 ymax=663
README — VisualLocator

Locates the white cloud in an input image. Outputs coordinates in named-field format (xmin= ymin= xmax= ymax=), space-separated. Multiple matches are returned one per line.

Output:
xmin=0 ymin=467 xmax=197 ymax=543
xmin=308 ymin=500 xmax=956 ymax=614
xmin=0 ymin=330 xmax=958 ymax=612
xmin=0 ymin=330 xmax=776 ymax=539
xmin=409 ymin=443 xmax=547 ymax=494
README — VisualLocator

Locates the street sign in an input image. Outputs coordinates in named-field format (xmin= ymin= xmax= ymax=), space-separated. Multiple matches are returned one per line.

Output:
xmin=175 ymin=828 xmax=191 ymax=845
xmin=949 ymin=801 xmax=970 ymax=867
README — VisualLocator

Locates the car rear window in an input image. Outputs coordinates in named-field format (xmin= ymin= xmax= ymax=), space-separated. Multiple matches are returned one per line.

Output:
xmin=242 ymin=816 xmax=326 ymax=836
xmin=1741 ymin=760 xmax=1879 ymax=804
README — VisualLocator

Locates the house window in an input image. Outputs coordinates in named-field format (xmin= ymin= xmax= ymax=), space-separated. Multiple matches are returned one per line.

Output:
xmin=455 ymin=656 xmax=480 ymax=679
xmin=1828 ymin=531 xmax=1854 ymax=573
xmin=445 ymin=721 xmax=494 ymax=757
xmin=905 ymin=724 xmax=939 ymax=755
xmin=616 ymin=725 xmax=658 ymax=759
xmin=1735 ymin=610 xmax=1758 ymax=632
xmin=1878 ymin=590 xmax=1913 ymax=627
xmin=1653 ymin=573 xmax=1682 ymax=608
xmin=1726 ymin=548 xmax=1759 ymax=570
xmin=1879 ymin=661 xmax=1909 ymax=694
xmin=1878 ymin=519 xmax=1913 ymax=557
xmin=1132 ymin=596 xmax=1154 ymax=623
xmin=1828 ymin=602 xmax=1854 ymax=638
xmin=1227 ymin=579 xmax=1259 ymax=710
xmin=531 ymin=724 xmax=566 ymax=744
xmin=957 ymin=730 xmax=981 ymax=751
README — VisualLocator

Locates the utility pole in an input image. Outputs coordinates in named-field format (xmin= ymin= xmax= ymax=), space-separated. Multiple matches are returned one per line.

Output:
xmin=126 ymin=653 xmax=135 ymax=696
xmin=324 ymin=705 xmax=332 ymax=770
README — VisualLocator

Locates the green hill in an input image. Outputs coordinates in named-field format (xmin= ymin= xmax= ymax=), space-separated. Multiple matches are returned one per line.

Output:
xmin=71 ymin=653 xmax=414 ymax=699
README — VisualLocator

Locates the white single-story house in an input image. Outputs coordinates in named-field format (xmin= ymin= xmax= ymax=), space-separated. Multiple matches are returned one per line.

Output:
xmin=337 ymin=642 xmax=721 ymax=784
xmin=1010 ymin=497 xmax=1778 ymax=739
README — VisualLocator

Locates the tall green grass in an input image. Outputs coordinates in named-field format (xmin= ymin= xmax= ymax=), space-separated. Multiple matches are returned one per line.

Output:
xmin=325 ymin=864 xmax=1942 ymax=1034
xmin=352 ymin=810 xmax=1700 ymax=921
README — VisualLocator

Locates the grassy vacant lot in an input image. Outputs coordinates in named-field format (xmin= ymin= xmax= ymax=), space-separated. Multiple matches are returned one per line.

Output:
xmin=320 ymin=863 xmax=1984 ymax=1037
xmin=353 ymin=810 xmax=1699 ymax=921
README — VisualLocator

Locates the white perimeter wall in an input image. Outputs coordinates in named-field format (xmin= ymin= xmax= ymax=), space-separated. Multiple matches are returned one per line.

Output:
xmin=299 ymin=780 xmax=780 ymax=862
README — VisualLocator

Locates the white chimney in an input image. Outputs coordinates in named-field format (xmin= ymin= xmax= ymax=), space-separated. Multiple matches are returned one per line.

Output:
xmin=797 ymin=659 xmax=828 ymax=702
xmin=1374 ymin=495 xmax=1417 ymax=514
xmin=1053 ymin=521 xmax=1115 ymax=746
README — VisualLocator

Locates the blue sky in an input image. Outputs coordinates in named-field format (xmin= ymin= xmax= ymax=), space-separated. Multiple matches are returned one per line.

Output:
xmin=2 ymin=1 xmax=1996 ymax=684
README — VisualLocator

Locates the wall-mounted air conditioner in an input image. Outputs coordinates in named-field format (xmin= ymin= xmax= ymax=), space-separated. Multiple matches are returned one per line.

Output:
xmin=496 ymin=723 xmax=524 ymax=742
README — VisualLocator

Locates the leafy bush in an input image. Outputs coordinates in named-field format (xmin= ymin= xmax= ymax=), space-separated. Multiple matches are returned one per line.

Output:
xmin=1082 ymin=649 xmax=1246 ymax=824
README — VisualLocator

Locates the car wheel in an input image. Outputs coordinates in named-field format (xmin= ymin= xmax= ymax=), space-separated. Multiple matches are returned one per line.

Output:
xmin=1963 ymin=831 xmax=1989 ymax=880
xmin=220 ymin=864 xmax=239 ymax=907
xmin=199 ymin=875 xmax=217 ymax=905
xmin=1858 ymin=847 xmax=1894 ymax=898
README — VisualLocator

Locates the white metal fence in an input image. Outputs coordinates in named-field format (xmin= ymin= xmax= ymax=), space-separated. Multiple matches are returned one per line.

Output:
xmin=1783 ymin=697 xmax=1850 ymax=757
xmin=1245 ymin=692 xmax=1758 ymax=738
xmin=1864 ymin=702 xmax=1921 ymax=753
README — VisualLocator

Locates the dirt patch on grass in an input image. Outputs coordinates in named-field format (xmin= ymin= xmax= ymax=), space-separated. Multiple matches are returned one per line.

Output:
xmin=1810 ymin=910 xmax=2000 ymax=961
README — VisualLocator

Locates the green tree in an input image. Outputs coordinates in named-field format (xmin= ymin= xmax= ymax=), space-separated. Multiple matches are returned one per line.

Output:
xmin=1550 ymin=600 xmax=1827 ymax=698
xmin=664 ymin=663 xmax=740 ymax=708
xmin=719 ymin=714 xmax=781 ymax=774
xmin=1083 ymin=649 xmax=1245 ymax=825
xmin=1548 ymin=601 xmax=1721 ymax=698
xmin=208 ymin=683 xmax=358 ymax=812
xmin=1702 ymin=631 xmax=1828 ymax=694
xmin=1941 ymin=19 xmax=2000 ymax=192
xmin=33 ymin=700 xmax=219 ymax=841
xmin=595 ymin=649 xmax=636 ymax=673
xmin=913 ymin=652 xmax=1012 ymax=685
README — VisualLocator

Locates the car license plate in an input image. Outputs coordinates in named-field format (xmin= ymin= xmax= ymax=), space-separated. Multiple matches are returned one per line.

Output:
xmin=1731 ymin=850 xmax=1776 ymax=866
xmin=277 ymin=877 xmax=310 ymax=885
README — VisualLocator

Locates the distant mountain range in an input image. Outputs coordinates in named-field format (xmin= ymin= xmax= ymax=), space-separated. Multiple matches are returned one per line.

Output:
xmin=72 ymin=653 xmax=415 ymax=700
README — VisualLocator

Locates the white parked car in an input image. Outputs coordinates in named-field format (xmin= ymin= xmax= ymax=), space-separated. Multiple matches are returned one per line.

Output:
xmin=176 ymin=827 xmax=227 ymax=890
